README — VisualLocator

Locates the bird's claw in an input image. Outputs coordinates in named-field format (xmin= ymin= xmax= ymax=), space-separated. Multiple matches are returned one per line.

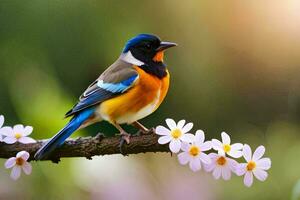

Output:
xmin=149 ymin=127 xmax=156 ymax=134
xmin=119 ymin=132 xmax=131 ymax=155
xmin=95 ymin=133 xmax=104 ymax=141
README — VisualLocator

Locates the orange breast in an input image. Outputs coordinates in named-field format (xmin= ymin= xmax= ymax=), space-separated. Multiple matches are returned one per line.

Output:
xmin=98 ymin=66 xmax=170 ymax=124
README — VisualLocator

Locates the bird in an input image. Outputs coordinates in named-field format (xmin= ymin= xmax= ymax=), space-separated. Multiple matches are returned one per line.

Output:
xmin=34 ymin=33 xmax=177 ymax=160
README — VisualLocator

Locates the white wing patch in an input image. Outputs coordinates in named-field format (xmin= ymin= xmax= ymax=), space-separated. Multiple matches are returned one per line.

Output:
xmin=120 ymin=50 xmax=145 ymax=66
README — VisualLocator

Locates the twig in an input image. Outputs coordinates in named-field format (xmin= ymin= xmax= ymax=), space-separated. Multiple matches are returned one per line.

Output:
xmin=0 ymin=130 xmax=169 ymax=163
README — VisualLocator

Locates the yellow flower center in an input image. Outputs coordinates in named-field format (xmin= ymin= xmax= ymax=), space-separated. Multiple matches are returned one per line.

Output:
xmin=171 ymin=129 xmax=182 ymax=139
xmin=189 ymin=146 xmax=200 ymax=156
xmin=223 ymin=144 xmax=231 ymax=153
xmin=247 ymin=161 xmax=256 ymax=171
xmin=217 ymin=156 xmax=227 ymax=166
xmin=16 ymin=158 xmax=24 ymax=166
xmin=15 ymin=133 xmax=22 ymax=139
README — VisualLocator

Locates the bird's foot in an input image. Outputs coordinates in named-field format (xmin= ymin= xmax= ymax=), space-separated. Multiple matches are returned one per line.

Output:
xmin=95 ymin=133 xmax=104 ymax=141
xmin=121 ymin=132 xmax=131 ymax=144
xmin=136 ymin=127 xmax=155 ymax=136
xmin=148 ymin=127 xmax=156 ymax=134
xmin=119 ymin=131 xmax=131 ymax=155
xmin=132 ymin=121 xmax=155 ymax=135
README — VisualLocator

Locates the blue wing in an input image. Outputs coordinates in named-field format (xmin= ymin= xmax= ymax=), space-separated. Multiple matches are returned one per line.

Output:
xmin=96 ymin=75 xmax=138 ymax=93
xmin=65 ymin=73 xmax=138 ymax=117
xmin=35 ymin=73 xmax=139 ymax=160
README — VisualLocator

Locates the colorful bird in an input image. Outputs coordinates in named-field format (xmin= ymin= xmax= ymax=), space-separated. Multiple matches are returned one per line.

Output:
xmin=34 ymin=34 xmax=177 ymax=160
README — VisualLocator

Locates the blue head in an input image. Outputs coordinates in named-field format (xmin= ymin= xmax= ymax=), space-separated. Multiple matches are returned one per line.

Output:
xmin=121 ymin=34 xmax=177 ymax=65
xmin=123 ymin=34 xmax=161 ymax=53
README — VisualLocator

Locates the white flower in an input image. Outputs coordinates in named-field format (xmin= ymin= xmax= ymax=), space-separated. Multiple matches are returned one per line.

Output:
xmin=2 ymin=124 xmax=36 ymax=144
xmin=204 ymin=153 xmax=238 ymax=180
xmin=0 ymin=115 xmax=4 ymax=141
xmin=211 ymin=132 xmax=243 ymax=158
xmin=156 ymin=118 xmax=194 ymax=153
xmin=177 ymin=130 xmax=212 ymax=172
xmin=236 ymin=144 xmax=271 ymax=187
xmin=4 ymin=151 xmax=32 ymax=180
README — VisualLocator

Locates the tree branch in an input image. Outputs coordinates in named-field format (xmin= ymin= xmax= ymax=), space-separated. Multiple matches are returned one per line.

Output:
xmin=0 ymin=130 xmax=170 ymax=163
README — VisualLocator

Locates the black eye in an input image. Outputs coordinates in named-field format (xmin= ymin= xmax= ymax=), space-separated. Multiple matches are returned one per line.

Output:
xmin=145 ymin=43 xmax=151 ymax=49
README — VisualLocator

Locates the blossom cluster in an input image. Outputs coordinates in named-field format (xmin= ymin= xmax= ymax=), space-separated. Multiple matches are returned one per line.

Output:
xmin=0 ymin=115 xmax=35 ymax=180
xmin=0 ymin=114 xmax=272 ymax=186
xmin=156 ymin=118 xmax=271 ymax=187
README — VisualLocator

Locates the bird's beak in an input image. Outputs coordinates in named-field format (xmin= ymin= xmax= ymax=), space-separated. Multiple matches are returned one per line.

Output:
xmin=156 ymin=41 xmax=178 ymax=51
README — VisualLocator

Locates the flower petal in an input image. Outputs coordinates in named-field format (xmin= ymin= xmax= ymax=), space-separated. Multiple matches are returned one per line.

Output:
xmin=195 ymin=130 xmax=205 ymax=144
xmin=158 ymin=135 xmax=172 ymax=144
xmin=253 ymin=169 xmax=268 ymax=181
xmin=16 ymin=151 xmax=30 ymax=161
xmin=200 ymin=141 xmax=212 ymax=151
xmin=221 ymin=132 xmax=231 ymax=144
xmin=0 ymin=115 xmax=4 ymax=128
xmin=208 ymin=152 xmax=219 ymax=159
xmin=177 ymin=120 xmax=186 ymax=129
xmin=212 ymin=167 xmax=222 ymax=179
xmin=203 ymin=155 xmax=216 ymax=172
xmin=3 ymin=137 xmax=17 ymax=144
xmin=236 ymin=163 xmax=247 ymax=176
xmin=18 ymin=137 xmax=36 ymax=144
xmin=0 ymin=127 xmax=13 ymax=137
xmin=231 ymin=143 xmax=243 ymax=151
xmin=199 ymin=153 xmax=211 ymax=164
xmin=217 ymin=150 xmax=226 ymax=157
xmin=13 ymin=124 xmax=24 ymax=134
xmin=180 ymin=133 xmax=194 ymax=143
xmin=189 ymin=158 xmax=201 ymax=172
xmin=256 ymin=158 xmax=271 ymax=170
xmin=243 ymin=144 xmax=252 ymax=162
xmin=244 ymin=171 xmax=253 ymax=187
xmin=169 ymin=139 xmax=181 ymax=153
xmin=155 ymin=126 xmax=170 ymax=136
xmin=181 ymin=142 xmax=190 ymax=152
xmin=211 ymin=139 xmax=222 ymax=151
xmin=182 ymin=123 xmax=193 ymax=133
xmin=10 ymin=166 xmax=21 ymax=180
xmin=228 ymin=149 xmax=243 ymax=158
xmin=166 ymin=118 xmax=177 ymax=130
xmin=204 ymin=163 xmax=215 ymax=172
xmin=22 ymin=162 xmax=32 ymax=175
xmin=178 ymin=152 xmax=190 ymax=165
xmin=5 ymin=157 xmax=16 ymax=169
xmin=222 ymin=167 xmax=232 ymax=180
xmin=228 ymin=143 xmax=243 ymax=158
xmin=23 ymin=126 xmax=33 ymax=136
xmin=252 ymin=145 xmax=265 ymax=162
xmin=227 ymin=157 xmax=239 ymax=172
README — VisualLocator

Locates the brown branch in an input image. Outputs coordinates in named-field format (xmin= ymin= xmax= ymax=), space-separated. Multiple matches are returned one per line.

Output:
xmin=0 ymin=130 xmax=170 ymax=163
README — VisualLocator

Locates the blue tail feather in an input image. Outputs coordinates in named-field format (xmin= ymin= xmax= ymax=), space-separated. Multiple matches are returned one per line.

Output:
xmin=34 ymin=108 xmax=95 ymax=160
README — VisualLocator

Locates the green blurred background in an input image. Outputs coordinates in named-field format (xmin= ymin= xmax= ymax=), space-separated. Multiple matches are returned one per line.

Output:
xmin=0 ymin=0 xmax=300 ymax=199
